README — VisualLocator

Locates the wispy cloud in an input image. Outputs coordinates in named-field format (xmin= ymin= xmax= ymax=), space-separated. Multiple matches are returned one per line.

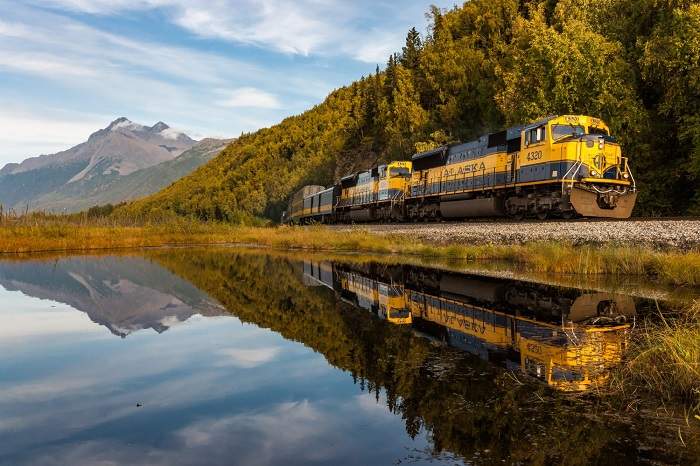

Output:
xmin=0 ymin=0 xmax=453 ymax=164
xmin=30 ymin=0 xmax=443 ymax=62
xmin=0 ymin=108 xmax=109 ymax=159
xmin=220 ymin=88 xmax=282 ymax=109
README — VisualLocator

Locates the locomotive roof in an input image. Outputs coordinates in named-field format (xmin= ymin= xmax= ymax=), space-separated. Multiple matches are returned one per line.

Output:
xmin=522 ymin=115 xmax=560 ymax=130
xmin=412 ymin=145 xmax=448 ymax=162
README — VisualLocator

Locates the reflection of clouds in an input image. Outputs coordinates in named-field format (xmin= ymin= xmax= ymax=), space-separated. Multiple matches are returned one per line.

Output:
xmin=175 ymin=400 xmax=340 ymax=465
xmin=7 ymin=395 xmax=434 ymax=466
xmin=0 ymin=315 xmax=322 ymax=458
xmin=0 ymin=259 xmax=437 ymax=465
xmin=354 ymin=391 xmax=393 ymax=420
xmin=215 ymin=346 xmax=281 ymax=368
xmin=12 ymin=400 xmax=348 ymax=466
xmin=0 ymin=292 xmax=106 ymax=343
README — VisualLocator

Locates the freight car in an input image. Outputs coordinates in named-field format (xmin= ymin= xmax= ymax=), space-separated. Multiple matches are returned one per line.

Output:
xmin=284 ymin=115 xmax=637 ymax=223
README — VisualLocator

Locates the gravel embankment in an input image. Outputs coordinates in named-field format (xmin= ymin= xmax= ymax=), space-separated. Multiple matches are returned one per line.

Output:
xmin=330 ymin=219 xmax=700 ymax=249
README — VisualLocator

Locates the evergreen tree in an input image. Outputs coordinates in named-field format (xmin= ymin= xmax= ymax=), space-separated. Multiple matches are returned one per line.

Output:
xmin=401 ymin=27 xmax=422 ymax=71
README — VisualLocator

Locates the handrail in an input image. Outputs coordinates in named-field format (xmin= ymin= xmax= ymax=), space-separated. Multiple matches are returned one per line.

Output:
xmin=624 ymin=157 xmax=637 ymax=190
xmin=561 ymin=146 xmax=583 ymax=193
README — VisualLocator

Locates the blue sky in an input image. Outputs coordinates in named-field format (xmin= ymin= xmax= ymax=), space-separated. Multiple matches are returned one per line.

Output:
xmin=0 ymin=0 xmax=454 ymax=166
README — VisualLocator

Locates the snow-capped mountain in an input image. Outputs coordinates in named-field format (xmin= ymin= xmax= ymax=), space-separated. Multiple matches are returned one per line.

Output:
xmin=0 ymin=118 xmax=230 ymax=213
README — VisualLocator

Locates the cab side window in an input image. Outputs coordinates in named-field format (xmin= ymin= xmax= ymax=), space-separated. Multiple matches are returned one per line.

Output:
xmin=527 ymin=126 xmax=546 ymax=145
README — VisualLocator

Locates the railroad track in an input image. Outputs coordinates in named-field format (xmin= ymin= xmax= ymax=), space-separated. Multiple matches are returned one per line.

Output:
xmin=325 ymin=217 xmax=700 ymax=249
xmin=325 ymin=216 xmax=700 ymax=226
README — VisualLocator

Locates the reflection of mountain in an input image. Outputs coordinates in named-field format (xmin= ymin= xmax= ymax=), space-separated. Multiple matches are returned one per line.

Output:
xmin=0 ymin=257 xmax=227 ymax=337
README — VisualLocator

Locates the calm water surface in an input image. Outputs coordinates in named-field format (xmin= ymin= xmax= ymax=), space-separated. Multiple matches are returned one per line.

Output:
xmin=0 ymin=249 xmax=697 ymax=465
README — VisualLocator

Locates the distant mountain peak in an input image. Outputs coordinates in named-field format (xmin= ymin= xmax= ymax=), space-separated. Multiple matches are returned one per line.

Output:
xmin=107 ymin=117 xmax=145 ymax=132
xmin=150 ymin=121 xmax=170 ymax=132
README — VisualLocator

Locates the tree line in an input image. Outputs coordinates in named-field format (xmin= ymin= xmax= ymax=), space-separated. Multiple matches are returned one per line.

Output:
xmin=120 ymin=0 xmax=700 ymax=221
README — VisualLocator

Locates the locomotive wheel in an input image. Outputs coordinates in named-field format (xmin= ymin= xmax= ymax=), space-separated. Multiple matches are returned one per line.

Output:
xmin=536 ymin=211 xmax=549 ymax=221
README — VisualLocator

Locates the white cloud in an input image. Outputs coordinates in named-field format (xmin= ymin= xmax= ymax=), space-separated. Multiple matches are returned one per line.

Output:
xmin=0 ymin=51 xmax=98 ymax=77
xmin=216 ymin=346 xmax=281 ymax=368
xmin=0 ymin=19 xmax=32 ymax=38
xmin=353 ymin=30 xmax=405 ymax=63
xmin=34 ymin=0 xmax=350 ymax=57
xmin=0 ymin=6 xmax=315 ymax=163
xmin=0 ymin=110 xmax=107 ymax=161
xmin=220 ymin=88 xmax=281 ymax=109
xmin=29 ymin=0 xmax=448 ymax=63
xmin=159 ymin=127 xmax=188 ymax=140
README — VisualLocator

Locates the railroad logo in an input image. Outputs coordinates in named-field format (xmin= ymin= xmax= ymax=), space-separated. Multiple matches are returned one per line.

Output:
xmin=594 ymin=154 xmax=607 ymax=170
xmin=442 ymin=162 xmax=486 ymax=177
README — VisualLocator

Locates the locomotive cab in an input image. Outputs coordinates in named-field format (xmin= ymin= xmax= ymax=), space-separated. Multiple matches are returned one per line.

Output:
xmin=378 ymin=161 xmax=413 ymax=201
xmin=521 ymin=115 xmax=637 ymax=218
xmin=378 ymin=283 xmax=412 ymax=325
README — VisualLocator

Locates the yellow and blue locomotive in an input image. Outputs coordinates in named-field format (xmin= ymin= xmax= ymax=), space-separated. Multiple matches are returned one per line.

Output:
xmin=284 ymin=115 xmax=637 ymax=223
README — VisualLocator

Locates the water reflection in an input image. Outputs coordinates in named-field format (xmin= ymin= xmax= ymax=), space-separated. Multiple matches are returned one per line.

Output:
xmin=0 ymin=250 xmax=695 ymax=465
xmin=303 ymin=261 xmax=633 ymax=392
xmin=0 ymin=256 xmax=226 ymax=337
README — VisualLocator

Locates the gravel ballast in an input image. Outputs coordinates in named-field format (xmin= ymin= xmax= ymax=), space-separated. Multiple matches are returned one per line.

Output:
xmin=329 ymin=219 xmax=700 ymax=250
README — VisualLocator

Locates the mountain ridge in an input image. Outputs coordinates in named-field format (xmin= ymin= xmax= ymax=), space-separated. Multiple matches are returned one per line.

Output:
xmin=0 ymin=118 xmax=230 ymax=213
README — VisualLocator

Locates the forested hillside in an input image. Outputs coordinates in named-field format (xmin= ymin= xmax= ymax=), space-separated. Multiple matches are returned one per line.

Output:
xmin=122 ymin=0 xmax=700 ymax=222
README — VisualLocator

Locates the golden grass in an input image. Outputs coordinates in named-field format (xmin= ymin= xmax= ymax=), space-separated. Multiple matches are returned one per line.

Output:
xmin=1 ymin=217 xmax=700 ymax=286
xmin=613 ymin=302 xmax=700 ymax=414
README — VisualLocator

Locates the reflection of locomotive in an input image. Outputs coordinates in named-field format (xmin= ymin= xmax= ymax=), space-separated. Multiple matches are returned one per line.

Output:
xmin=302 ymin=261 xmax=634 ymax=392
xmin=285 ymin=115 xmax=637 ymax=223
xmin=303 ymin=261 xmax=411 ymax=325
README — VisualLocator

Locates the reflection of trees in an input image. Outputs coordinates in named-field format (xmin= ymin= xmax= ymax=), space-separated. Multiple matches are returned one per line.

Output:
xmin=150 ymin=249 xmax=692 ymax=465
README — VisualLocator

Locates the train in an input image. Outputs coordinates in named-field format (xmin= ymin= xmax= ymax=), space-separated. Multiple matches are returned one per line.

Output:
xmin=283 ymin=115 xmax=637 ymax=223
xmin=302 ymin=260 xmax=634 ymax=392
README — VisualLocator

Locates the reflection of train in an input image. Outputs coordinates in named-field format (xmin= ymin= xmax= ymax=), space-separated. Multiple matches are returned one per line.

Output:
xmin=284 ymin=115 xmax=637 ymax=223
xmin=303 ymin=261 xmax=412 ymax=325
xmin=302 ymin=261 xmax=634 ymax=392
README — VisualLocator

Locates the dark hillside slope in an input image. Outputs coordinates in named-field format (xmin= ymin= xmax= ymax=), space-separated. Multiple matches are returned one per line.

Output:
xmin=121 ymin=0 xmax=700 ymax=221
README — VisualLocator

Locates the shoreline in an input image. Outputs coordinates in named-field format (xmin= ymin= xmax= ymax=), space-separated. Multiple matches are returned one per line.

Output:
xmin=1 ymin=222 xmax=699 ymax=286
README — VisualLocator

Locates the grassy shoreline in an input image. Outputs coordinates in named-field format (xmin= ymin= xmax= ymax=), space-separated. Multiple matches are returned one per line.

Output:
xmin=1 ymin=220 xmax=700 ymax=286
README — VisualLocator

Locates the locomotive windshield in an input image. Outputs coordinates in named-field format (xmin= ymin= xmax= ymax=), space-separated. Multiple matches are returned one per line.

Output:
xmin=552 ymin=124 xmax=585 ymax=142
xmin=390 ymin=167 xmax=411 ymax=177
xmin=389 ymin=309 xmax=411 ymax=319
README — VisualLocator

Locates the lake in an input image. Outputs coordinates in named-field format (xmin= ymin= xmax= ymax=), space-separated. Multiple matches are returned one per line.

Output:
xmin=0 ymin=248 xmax=697 ymax=465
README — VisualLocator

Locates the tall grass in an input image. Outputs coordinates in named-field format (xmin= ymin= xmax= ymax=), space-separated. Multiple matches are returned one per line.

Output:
xmin=613 ymin=302 xmax=700 ymax=415
xmin=1 ymin=213 xmax=700 ymax=286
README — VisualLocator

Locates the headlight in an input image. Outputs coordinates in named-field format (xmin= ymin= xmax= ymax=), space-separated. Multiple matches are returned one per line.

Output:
xmin=623 ymin=173 xmax=629 ymax=179
xmin=591 ymin=170 xmax=598 ymax=176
